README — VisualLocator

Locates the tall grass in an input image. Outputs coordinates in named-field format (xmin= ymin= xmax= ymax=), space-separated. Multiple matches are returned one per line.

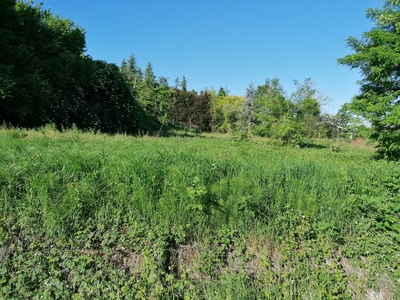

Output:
xmin=0 ymin=126 xmax=389 ymax=239
xmin=0 ymin=126 xmax=398 ymax=299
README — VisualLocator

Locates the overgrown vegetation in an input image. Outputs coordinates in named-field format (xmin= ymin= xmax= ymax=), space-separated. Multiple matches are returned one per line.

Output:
xmin=1 ymin=1 xmax=400 ymax=297
xmin=1 ymin=1 xmax=374 ymax=148
xmin=339 ymin=0 xmax=400 ymax=159
xmin=0 ymin=126 xmax=399 ymax=299
xmin=0 ymin=0 xmax=150 ymax=133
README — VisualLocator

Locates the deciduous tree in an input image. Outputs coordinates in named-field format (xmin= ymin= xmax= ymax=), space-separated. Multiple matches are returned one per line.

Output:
xmin=290 ymin=79 xmax=321 ymax=138
xmin=0 ymin=1 xmax=144 ymax=133
xmin=236 ymin=83 xmax=256 ymax=139
xmin=252 ymin=78 xmax=290 ymax=136
xmin=338 ymin=0 xmax=400 ymax=158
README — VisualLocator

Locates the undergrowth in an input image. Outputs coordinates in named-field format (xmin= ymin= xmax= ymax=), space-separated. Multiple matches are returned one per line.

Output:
xmin=0 ymin=126 xmax=398 ymax=299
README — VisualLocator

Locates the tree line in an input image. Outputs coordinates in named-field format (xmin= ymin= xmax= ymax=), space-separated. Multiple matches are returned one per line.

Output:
xmin=0 ymin=0 xmax=148 ymax=133
xmin=119 ymin=54 xmax=367 ymax=142
xmin=1 ymin=0 xmax=399 ymax=158
xmin=0 ymin=1 xmax=215 ymax=134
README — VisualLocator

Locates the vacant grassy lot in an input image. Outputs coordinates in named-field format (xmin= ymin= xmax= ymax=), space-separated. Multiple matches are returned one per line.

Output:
xmin=1 ymin=126 xmax=399 ymax=299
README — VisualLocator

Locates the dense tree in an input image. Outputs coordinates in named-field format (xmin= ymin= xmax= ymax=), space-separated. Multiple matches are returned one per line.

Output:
xmin=235 ymin=78 xmax=327 ymax=143
xmin=252 ymin=78 xmax=290 ymax=136
xmin=207 ymin=87 xmax=242 ymax=132
xmin=154 ymin=77 xmax=176 ymax=125
xmin=170 ymin=88 xmax=212 ymax=131
xmin=236 ymin=83 xmax=256 ymax=139
xmin=0 ymin=1 xmax=144 ymax=134
xmin=193 ymin=91 xmax=212 ymax=131
xmin=208 ymin=87 xmax=220 ymax=130
xmin=137 ymin=62 xmax=158 ymax=118
xmin=334 ymin=103 xmax=371 ymax=140
xmin=81 ymin=60 xmax=143 ymax=133
xmin=270 ymin=114 xmax=300 ymax=144
xmin=214 ymin=94 xmax=244 ymax=133
xmin=126 ymin=60 xmax=176 ymax=126
xmin=2 ymin=1 xmax=344 ymax=140
xmin=120 ymin=53 xmax=142 ymax=90
xmin=217 ymin=87 xmax=227 ymax=98
xmin=0 ymin=0 xmax=87 ymax=127
xmin=317 ymin=113 xmax=339 ymax=139
xmin=181 ymin=76 xmax=188 ymax=91
xmin=338 ymin=0 xmax=400 ymax=158
xmin=290 ymin=79 xmax=322 ymax=138
xmin=174 ymin=77 xmax=180 ymax=89
xmin=0 ymin=0 xmax=18 ymax=103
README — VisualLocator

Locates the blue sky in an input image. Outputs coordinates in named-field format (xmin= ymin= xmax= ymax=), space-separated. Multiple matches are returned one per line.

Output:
xmin=36 ymin=0 xmax=382 ymax=113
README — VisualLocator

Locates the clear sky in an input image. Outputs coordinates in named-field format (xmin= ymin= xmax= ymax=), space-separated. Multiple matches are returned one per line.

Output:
xmin=35 ymin=0 xmax=382 ymax=114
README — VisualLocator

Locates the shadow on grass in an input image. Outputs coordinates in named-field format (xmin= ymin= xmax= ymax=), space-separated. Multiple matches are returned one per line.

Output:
xmin=161 ymin=124 xmax=210 ymax=138
xmin=298 ymin=142 xmax=328 ymax=149
xmin=163 ymin=131 xmax=209 ymax=138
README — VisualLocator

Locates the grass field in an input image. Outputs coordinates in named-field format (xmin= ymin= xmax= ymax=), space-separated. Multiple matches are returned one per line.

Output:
xmin=0 ymin=125 xmax=399 ymax=299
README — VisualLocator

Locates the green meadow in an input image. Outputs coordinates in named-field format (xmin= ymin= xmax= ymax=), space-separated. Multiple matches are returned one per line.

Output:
xmin=0 ymin=126 xmax=399 ymax=299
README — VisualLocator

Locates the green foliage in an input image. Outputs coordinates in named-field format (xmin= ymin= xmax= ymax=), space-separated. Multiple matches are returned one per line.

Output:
xmin=0 ymin=1 xmax=145 ymax=134
xmin=212 ymin=93 xmax=244 ymax=133
xmin=119 ymin=55 xmax=165 ymax=132
xmin=338 ymin=0 xmax=400 ymax=159
xmin=0 ymin=0 xmax=86 ymax=127
xmin=252 ymin=78 xmax=290 ymax=137
xmin=1 ymin=114 xmax=399 ymax=298
xmin=120 ymin=53 xmax=142 ymax=89
xmin=181 ymin=76 xmax=188 ymax=91
xmin=241 ymin=78 xmax=326 ymax=143
xmin=82 ymin=60 xmax=144 ymax=133
xmin=270 ymin=114 xmax=301 ymax=144
xmin=137 ymin=62 xmax=157 ymax=115
xmin=290 ymin=78 xmax=322 ymax=138
xmin=235 ymin=83 xmax=256 ymax=140
xmin=334 ymin=103 xmax=368 ymax=139
xmin=170 ymin=88 xmax=212 ymax=131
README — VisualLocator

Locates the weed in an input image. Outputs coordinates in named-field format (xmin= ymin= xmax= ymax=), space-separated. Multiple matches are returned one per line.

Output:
xmin=0 ymin=128 xmax=399 ymax=298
